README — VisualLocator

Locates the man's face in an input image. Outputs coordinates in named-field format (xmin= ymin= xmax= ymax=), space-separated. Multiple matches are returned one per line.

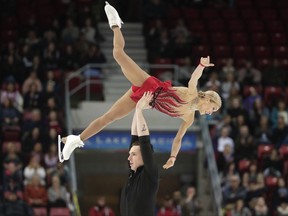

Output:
xmin=128 ymin=146 xmax=144 ymax=171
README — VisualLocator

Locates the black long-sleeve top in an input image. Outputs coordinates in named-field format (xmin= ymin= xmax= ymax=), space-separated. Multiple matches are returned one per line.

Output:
xmin=120 ymin=135 xmax=159 ymax=216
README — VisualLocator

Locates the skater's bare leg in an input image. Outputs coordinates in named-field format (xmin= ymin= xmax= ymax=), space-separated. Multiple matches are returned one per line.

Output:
xmin=62 ymin=88 xmax=136 ymax=144
xmin=112 ymin=27 xmax=150 ymax=87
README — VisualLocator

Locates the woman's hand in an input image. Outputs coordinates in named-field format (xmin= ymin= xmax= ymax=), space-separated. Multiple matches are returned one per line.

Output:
xmin=200 ymin=56 xmax=214 ymax=67
xmin=136 ymin=91 xmax=153 ymax=110
xmin=163 ymin=156 xmax=176 ymax=169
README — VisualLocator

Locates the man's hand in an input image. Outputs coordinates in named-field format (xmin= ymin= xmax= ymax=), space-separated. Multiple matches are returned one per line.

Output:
xmin=136 ymin=91 xmax=153 ymax=110
xmin=163 ymin=156 xmax=176 ymax=169
xmin=200 ymin=56 xmax=214 ymax=67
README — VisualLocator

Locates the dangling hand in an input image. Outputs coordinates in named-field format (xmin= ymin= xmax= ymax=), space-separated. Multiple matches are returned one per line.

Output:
xmin=163 ymin=156 xmax=176 ymax=169
xmin=200 ymin=56 xmax=215 ymax=67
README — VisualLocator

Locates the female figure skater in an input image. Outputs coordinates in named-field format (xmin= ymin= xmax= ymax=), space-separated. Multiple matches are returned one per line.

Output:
xmin=60 ymin=2 xmax=221 ymax=169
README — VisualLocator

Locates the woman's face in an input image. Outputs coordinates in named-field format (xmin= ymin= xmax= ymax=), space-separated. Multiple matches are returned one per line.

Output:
xmin=199 ymin=100 xmax=219 ymax=115
xmin=128 ymin=145 xmax=144 ymax=171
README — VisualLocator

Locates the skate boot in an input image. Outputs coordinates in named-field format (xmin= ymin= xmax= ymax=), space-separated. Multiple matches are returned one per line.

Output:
xmin=104 ymin=1 xmax=124 ymax=29
xmin=58 ymin=135 xmax=84 ymax=162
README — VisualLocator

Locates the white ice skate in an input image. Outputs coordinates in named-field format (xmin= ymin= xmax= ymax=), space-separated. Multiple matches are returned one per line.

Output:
xmin=58 ymin=134 xmax=84 ymax=163
xmin=104 ymin=1 xmax=124 ymax=29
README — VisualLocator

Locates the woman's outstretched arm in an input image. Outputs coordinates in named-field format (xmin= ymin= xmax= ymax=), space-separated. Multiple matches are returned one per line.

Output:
xmin=163 ymin=116 xmax=194 ymax=169
xmin=188 ymin=56 xmax=214 ymax=90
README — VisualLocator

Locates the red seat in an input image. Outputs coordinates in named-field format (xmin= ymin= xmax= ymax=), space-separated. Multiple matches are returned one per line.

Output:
xmin=253 ymin=46 xmax=272 ymax=58
xmin=2 ymin=141 xmax=21 ymax=153
xmin=49 ymin=208 xmax=70 ymax=216
xmin=266 ymin=20 xmax=285 ymax=32
xmin=257 ymin=144 xmax=274 ymax=158
xmin=264 ymin=86 xmax=283 ymax=107
xmin=270 ymin=33 xmax=287 ymax=46
xmin=243 ymin=85 xmax=262 ymax=98
xmin=187 ymin=20 xmax=205 ymax=32
xmin=210 ymin=32 xmax=228 ymax=45
xmin=279 ymin=145 xmax=288 ymax=159
xmin=251 ymin=32 xmax=269 ymax=46
xmin=174 ymin=58 xmax=186 ymax=66
xmin=259 ymin=8 xmax=278 ymax=20
xmin=221 ymin=9 xmax=239 ymax=19
xmin=153 ymin=58 xmax=172 ymax=65
xmin=232 ymin=45 xmax=251 ymax=58
xmin=273 ymin=46 xmax=288 ymax=58
xmin=182 ymin=8 xmax=199 ymax=20
xmin=230 ymin=32 xmax=249 ymax=45
xmin=247 ymin=20 xmax=265 ymax=33
xmin=192 ymin=45 xmax=210 ymax=57
xmin=213 ymin=45 xmax=231 ymax=58
xmin=238 ymin=159 xmax=251 ymax=173
xmin=236 ymin=0 xmax=254 ymax=8
xmin=33 ymin=207 xmax=47 ymax=216
xmin=265 ymin=176 xmax=278 ymax=187
xmin=255 ymin=0 xmax=272 ymax=8
xmin=256 ymin=58 xmax=271 ymax=70
xmin=227 ymin=20 xmax=245 ymax=32
xmin=240 ymin=9 xmax=259 ymax=20
xmin=207 ymin=19 xmax=225 ymax=32
xmin=2 ymin=130 xmax=21 ymax=142
xmin=201 ymin=8 xmax=219 ymax=19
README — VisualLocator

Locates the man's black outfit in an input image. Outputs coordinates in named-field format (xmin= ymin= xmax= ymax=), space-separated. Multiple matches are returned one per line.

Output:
xmin=120 ymin=135 xmax=159 ymax=216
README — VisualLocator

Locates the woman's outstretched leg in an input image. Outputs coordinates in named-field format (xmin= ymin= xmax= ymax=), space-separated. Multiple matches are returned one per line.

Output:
xmin=105 ymin=2 xmax=150 ymax=87
xmin=61 ymin=89 xmax=136 ymax=161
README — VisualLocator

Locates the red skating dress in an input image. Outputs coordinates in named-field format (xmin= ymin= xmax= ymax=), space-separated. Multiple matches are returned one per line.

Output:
xmin=130 ymin=76 xmax=186 ymax=117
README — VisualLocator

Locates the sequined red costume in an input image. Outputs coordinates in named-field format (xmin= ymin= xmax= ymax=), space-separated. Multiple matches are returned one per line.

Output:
xmin=131 ymin=76 xmax=187 ymax=117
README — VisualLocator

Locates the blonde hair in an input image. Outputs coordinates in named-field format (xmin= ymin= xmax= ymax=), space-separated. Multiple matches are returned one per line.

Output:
xmin=198 ymin=90 xmax=222 ymax=108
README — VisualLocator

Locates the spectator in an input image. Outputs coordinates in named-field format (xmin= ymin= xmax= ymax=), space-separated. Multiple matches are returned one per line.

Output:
xmin=271 ymin=115 xmax=288 ymax=147
xmin=81 ymin=17 xmax=97 ymax=43
xmin=22 ymin=126 xmax=42 ymax=154
xmin=60 ymin=44 xmax=79 ymax=70
xmin=242 ymin=162 xmax=264 ymax=189
xmin=172 ymin=190 xmax=182 ymax=215
xmin=24 ymin=174 xmax=48 ymax=207
xmin=217 ymin=126 xmax=234 ymax=153
xmin=234 ymin=125 xmax=256 ymax=161
xmin=254 ymin=115 xmax=273 ymax=145
xmin=243 ymin=87 xmax=262 ymax=113
xmin=205 ymin=71 xmax=221 ymax=93
xmin=61 ymin=18 xmax=80 ymax=44
xmin=3 ymin=162 xmax=23 ymax=188
xmin=0 ymin=80 xmax=23 ymax=113
xmin=157 ymin=195 xmax=180 ymax=216
xmin=217 ymin=144 xmax=234 ymax=174
xmin=277 ymin=202 xmax=288 ymax=216
xmin=43 ymin=41 xmax=60 ymax=71
xmin=0 ymin=98 xmax=21 ymax=128
xmin=48 ymin=175 xmax=68 ymax=208
xmin=271 ymin=100 xmax=288 ymax=128
xmin=23 ymin=155 xmax=46 ymax=186
xmin=23 ymin=82 xmax=43 ymax=110
xmin=44 ymin=143 xmax=58 ymax=171
xmin=88 ymin=196 xmax=115 ymax=216
xmin=0 ymin=191 xmax=34 ymax=216
xmin=275 ymin=178 xmax=288 ymax=208
xmin=22 ymin=70 xmax=42 ymax=94
xmin=237 ymin=60 xmax=261 ymax=86
xmin=221 ymin=72 xmax=240 ymax=103
xmin=252 ymin=197 xmax=268 ymax=216
xmin=263 ymin=149 xmax=283 ymax=174
xmin=249 ymin=98 xmax=270 ymax=128
xmin=262 ymin=59 xmax=285 ymax=87
xmin=181 ymin=186 xmax=202 ymax=216
xmin=222 ymin=175 xmax=246 ymax=208
xmin=3 ymin=141 xmax=22 ymax=170
xmin=221 ymin=58 xmax=236 ymax=77
xmin=231 ymin=199 xmax=252 ymax=216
